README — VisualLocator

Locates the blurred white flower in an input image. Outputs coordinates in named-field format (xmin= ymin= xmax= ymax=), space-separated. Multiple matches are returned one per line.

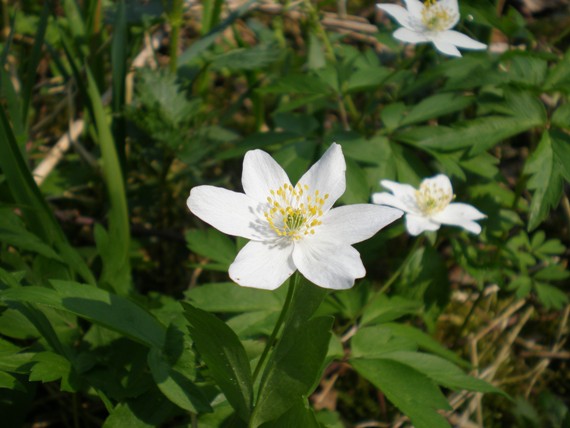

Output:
xmin=376 ymin=0 xmax=486 ymax=57
xmin=188 ymin=144 xmax=402 ymax=290
xmin=372 ymin=174 xmax=485 ymax=235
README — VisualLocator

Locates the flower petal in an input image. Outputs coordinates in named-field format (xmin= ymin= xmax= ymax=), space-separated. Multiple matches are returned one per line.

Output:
xmin=376 ymin=4 xmax=413 ymax=29
xmin=293 ymin=240 xmax=365 ymax=290
xmin=440 ymin=0 xmax=460 ymax=26
xmin=421 ymin=174 xmax=453 ymax=195
xmin=229 ymin=240 xmax=295 ymax=290
xmin=317 ymin=204 xmax=403 ymax=245
xmin=379 ymin=180 xmax=420 ymax=213
xmin=393 ymin=27 xmax=430 ymax=44
xmin=188 ymin=186 xmax=270 ymax=240
xmin=405 ymin=213 xmax=440 ymax=235
xmin=372 ymin=192 xmax=415 ymax=213
xmin=403 ymin=0 xmax=425 ymax=19
xmin=432 ymin=202 xmax=486 ymax=234
xmin=297 ymin=143 xmax=346 ymax=212
xmin=437 ymin=30 xmax=487 ymax=50
xmin=432 ymin=40 xmax=462 ymax=57
xmin=242 ymin=149 xmax=292 ymax=203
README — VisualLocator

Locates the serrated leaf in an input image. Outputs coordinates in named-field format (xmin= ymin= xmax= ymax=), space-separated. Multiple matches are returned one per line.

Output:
xmin=361 ymin=294 xmax=422 ymax=326
xmin=351 ymin=358 xmax=451 ymax=428
xmin=524 ymin=132 xmax=564 ymax=231
xmin=0 ymin=371 xmax=25 ymax=391
xmin=183 ymin=303 xmax=252 ymax=421
xmin=400 ymin=93 xmax=475 ymax=127
xmin=534 ymin=283 xmax=568 ymax=310
xmin=351 ymin=326 xmax=417 ymax=358
xmin=28 ymin=351 xmax=71 ymax=383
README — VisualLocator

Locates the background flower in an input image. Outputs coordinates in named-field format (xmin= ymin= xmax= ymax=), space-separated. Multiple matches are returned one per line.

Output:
xmin=377 ymin=0 xmax=487 ymax=57
xmin=372 ymin=174 xmax=486 ymax=235
xmin=188 ymin=144 xmax=402 ymax=290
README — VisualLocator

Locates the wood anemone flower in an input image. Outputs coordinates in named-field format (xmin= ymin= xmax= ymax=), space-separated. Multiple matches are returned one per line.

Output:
xmin=188 ymin=144 xmax=403 ymax=290
xmin=377 ymin=0 xmax=487 ymax=57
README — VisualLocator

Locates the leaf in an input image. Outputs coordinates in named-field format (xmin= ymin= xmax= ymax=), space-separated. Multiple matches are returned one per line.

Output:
xmin=0 ymin=371 xmax=25 ymax=391
xmin=0 ymin=208 xmax=62 ymax=261
xmin=260 ymin=397 xmax=321 ymax=428
xmin=251 ymin=278 xmax=330 ymax=427
xmin=361 ymin=294 xmax=422 ymax=326
xmin=147 ymin=347 xmax=212 ymax=413
xmin=0 ymin=281 xmax=167 ymax=348
xmin=251 ymin=317 xmax=332 ymax=427
xmin=534 ymin=283 xmax=568 ymax=310
xmin=551 ymin=103 xmax=570 ymax=130
xmin=351 ymin=358 xmax=451 ymax=428
xmin=351 ymin=326 xmax=417 ymax=358
xmin=185 ymin=228 xmax=237 ymax=267
xmin=209 ymin=43 xmax=282 ymax=71
xmin=28 ymin=351 xmax=71 ymax=383
xmin=376 ymin=351 xmax=502 ymax=394
xmin=183 ymin=303 xmax=253 ymax=421
xmin=258 ymin=75 xmax=331 ymax=95
xmin=400 ymin=93 xmax=475 ymax=127
xmin=185 ymin=282 xmax=283 ymax=313
xmin=524 ymin=132 xmax=564 ymax=231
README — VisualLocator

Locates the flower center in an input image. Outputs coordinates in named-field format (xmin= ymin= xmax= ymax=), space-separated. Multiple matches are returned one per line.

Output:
xmin=264 ymin=183 xmax=328 ymax=240
xmin=421 ymin=0 xmax=456 ymax=31
xmin=415 ymin=180 xmax=453 ymax=216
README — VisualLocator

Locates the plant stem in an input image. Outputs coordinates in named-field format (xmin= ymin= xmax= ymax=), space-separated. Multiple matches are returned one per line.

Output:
xmin=252 ymin=273 xmax=300 ymax=383
xmin=168 ymin=0 xmax=184 ymax=73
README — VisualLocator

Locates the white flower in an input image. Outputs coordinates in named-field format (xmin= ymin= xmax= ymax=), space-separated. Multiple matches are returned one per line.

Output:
xmin=377 ymin=0 xmax=486 ymax=57
xmin=371 ymin=174 xmax=485 ymax=235
xmin=187 ymin=144 xmax=403 ymax=290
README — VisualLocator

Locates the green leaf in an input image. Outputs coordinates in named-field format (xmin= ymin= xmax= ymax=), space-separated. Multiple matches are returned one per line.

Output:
xmin=259 ymin=75 xmax=331 ymax=95
xmin=251 ymin=278 xmax=330 ymax=427
xmin=351 ymin=326 xmax=417 ymax=358
xmin=351 ymin=358 xmax=451 ymax=428
xmin=376 ymin=351 xmax=502 ymax=394
xmin=361 ymin=294 xmax=422 ymax=326
xmin=534 ymin=283 xmax=568 ymax=310
xmin=524 ymin=132 xmax=564 ymax=231
xmin=544 ymin=49 xmax=570 ymax=92
xmin=251 ymin=317 xmax=332 ymax=427
xmin=373 ymin=323 xmax=470 ymax=369
xmin=260 ymin=397 xmax=321 ymax=427
xmin=0 ymin=208 xmax=62 ymax=261
xmin=0 ymin=371 xmax=25 ymax=391
xmin=183 ymin=303 xmax=253 ymax=421
xmin=551 ymin=103 xmax=570 ymax=130
xmin=209 ymin=42 xmax=282 ymax=71
xmin=551 ymin=130 xmax=570 ymax=183
xmin=0 ymin=281 xmax=166 ymax=348
xmin=400 ymin=93 xmax=475 ymax=127
xmin=185 ymin=228 xmax=237 ymax=267
xmin=28 ymin=351 xmax=71 ymax=383
xmin=0 ymin=107 xmax=95 ymax=285
xmin=147 ymin=347 xmax=212 ymax=413
xmin=185 ymin=282 xmax=283 ymax=313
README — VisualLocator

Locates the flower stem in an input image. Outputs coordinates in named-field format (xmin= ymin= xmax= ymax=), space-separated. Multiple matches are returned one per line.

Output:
xmin=252 ymin=273 xmax=300 ymax=383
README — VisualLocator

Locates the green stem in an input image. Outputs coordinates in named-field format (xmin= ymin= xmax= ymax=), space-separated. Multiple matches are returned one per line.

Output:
xmin=252 ymin=273 xmax=300 ymax=383
xmin=168 ymin=0 xmax=184 ymax=73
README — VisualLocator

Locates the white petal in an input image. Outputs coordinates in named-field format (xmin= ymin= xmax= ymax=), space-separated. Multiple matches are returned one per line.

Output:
xmin=421 ymin=174 xmax=453 ymax=194
xmin=432 ymin=203 xmax=486 ymax=234
xmin=437 ymin=30 xmax=487 ymax=50
xmin=393 ymin=27 xmax=430 ymax=44
xmin=188 ymin=186 xmax=270 ymax=240
xmin=297 ymin=143 xmax=346 ymax=212
xmin=317 ymin=204 xmax=403 ymax=245
xmin=229 ymin=240 xmax=295 ymax=290
xmin=372 ymin=192 xmax=415 ymax=213
xmin=432 ymin=40 xmax=462 ymax=57
xmin=403 ymin=0 xmax=425 ymax=19
xmin=376 ymin=4 xmax=413 ymax=29
xmin=439 ymin=0 xmax=460 ymax=26
xmin=405 ymin=214 xmax=440 ymax=235
xmin=379 ymin=180 xmax=420 ymax=212
xmin=242 ymin=150 xmax=292 ymax=203
xmin=293 ymin=240 xmax=365 ymax=290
